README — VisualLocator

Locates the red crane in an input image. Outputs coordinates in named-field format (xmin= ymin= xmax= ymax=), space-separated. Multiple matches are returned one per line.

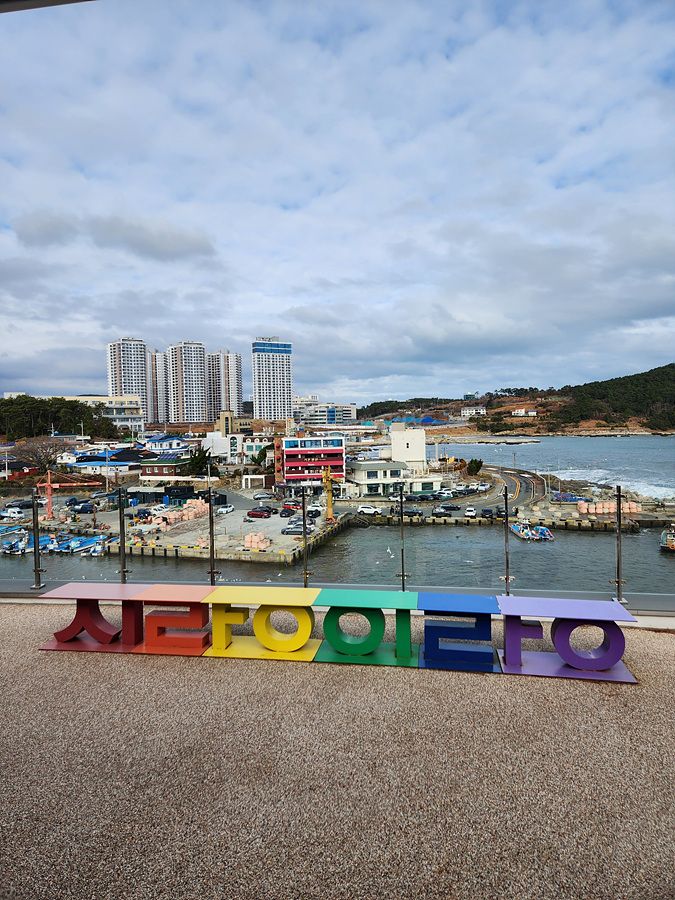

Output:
xmin=36 ymin=470 xmax=104 ymax=519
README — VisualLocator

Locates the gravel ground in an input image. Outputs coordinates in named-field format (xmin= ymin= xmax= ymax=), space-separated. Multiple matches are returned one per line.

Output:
xmin=1 ymin=604 xmax=674 ymax=900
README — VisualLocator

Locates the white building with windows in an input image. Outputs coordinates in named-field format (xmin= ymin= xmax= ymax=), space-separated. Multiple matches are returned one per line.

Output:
xmin=460 ymin=405 xmax=487 ymax=418
xmin=511 ymin=408 xmax=538 ymax=417
xmin=167 ymin=341 xmax=207 ymax=423
xmin=345 ymin=460 xmax=442 ymax=498
xmin=207 ymin=350 xmax=243 ymax=421
xmin=3 ymin=392 xmax=144 ymax=434
xmin=252 ymin=337 xmax=293 ymax=420
xmin=148 ymin=350 xmax=169 ymax=424
xmin=293 ymin=395 xmax=357 ymax=426
xmin=106 ymin=337 xmax=152 ymax=422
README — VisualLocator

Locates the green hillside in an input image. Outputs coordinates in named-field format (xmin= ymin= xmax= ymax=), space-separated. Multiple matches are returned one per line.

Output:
xmin=356 ymin=363 xmax=675 ymax=430
xmin=554 ymin=363 xmax=675 ymax=429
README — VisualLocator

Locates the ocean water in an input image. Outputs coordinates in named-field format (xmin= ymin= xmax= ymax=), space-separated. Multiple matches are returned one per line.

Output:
xmin=1 ymin=525 xmax=672 ymax=595
xmin=432 ymin=435 xmax=675 ymax=499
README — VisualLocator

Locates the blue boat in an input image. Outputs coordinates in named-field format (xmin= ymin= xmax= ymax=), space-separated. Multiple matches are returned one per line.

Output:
xmin=62 ymin=535 xmax=103 ymax=554
xmin=509 ymin=521 xmax=540 ymax=541
xmin=2 ymin=533 xmax=50 ymax=555
xmin=532 ymin=525 xmax=555 ymax=541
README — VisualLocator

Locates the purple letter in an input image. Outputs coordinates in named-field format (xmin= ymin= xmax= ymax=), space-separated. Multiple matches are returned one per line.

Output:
xmin=551 ymin=618 xmax=625 ymax=671
xmin=503 ymin=615 xmax=544 ymax=667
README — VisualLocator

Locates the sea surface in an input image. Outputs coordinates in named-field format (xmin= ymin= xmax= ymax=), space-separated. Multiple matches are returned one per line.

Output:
xmin=432 ymin=435 xmax=675 ymax=500
xmin=1 ymin=525 xmax=672 ymax=596
xmin=1 ymin=436 xmax=672 ymax=596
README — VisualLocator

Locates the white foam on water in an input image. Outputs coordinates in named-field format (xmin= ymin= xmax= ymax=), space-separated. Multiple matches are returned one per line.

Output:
xmin=551 ymin=468 xmax=675 ymax=499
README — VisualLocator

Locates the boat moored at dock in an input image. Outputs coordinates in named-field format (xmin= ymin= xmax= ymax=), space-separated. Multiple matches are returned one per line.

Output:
xmin=659 ymin=524 xmax=675 ymax=553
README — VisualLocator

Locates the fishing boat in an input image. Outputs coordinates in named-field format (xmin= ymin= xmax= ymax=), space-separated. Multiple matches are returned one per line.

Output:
xmin=46 ymin=533 xmax=72 ymax=553
xmin=659 ymin=523 xmax=675 ymax=553
xmin=2 ymin=530 xmax=28 ymax=554
xmin=2 ymin=533 xmax=50 ymax=555
xmin=66 ymin=535 xmax=104 ymax=554
xmin=87 ymin=538 xmax=108 ymax=557
xmin=509 ymin=521 xmax=541 ymax=541
xmin=531 ymin=525 xmax=554 ymax=541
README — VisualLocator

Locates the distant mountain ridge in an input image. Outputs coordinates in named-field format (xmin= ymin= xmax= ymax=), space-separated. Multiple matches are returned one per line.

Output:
xmin=357 ymin=363 xmax=675 ymax=431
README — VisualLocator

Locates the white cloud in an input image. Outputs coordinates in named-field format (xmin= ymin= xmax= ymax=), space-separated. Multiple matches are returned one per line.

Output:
xmin=0 ymin=0 xmax=673 ymax=401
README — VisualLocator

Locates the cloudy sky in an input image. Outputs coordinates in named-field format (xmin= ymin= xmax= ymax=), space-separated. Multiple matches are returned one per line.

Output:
xmin=1 ymin=0 xmax=674 ymax=403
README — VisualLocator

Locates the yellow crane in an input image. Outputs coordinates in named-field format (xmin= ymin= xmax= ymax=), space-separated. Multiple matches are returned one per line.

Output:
xmin=322 ymin=466 xmax=338 ymax=522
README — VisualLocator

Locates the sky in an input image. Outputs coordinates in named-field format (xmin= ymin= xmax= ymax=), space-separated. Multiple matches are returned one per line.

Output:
xmin=0 ymin=0 xmax=674 ymax=404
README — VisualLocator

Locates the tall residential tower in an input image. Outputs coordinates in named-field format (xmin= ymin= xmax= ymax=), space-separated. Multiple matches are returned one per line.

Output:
xmin=106 ymin=337 xmax=152 ymax=422
xmin=251 ymin=337 xmax=293 ymax=420
xmin=206 ymin=350 xmax=243 ymax=420
xmin=167 ymin=341 xmax=207 ymax=423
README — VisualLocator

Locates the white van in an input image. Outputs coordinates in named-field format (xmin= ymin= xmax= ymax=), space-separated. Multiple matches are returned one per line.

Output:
xmin=0 ymin=508 xmax=24 ymax=520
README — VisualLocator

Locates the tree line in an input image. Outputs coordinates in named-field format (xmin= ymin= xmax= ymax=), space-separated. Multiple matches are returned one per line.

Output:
xmin=0 ymin=396 xmax=120 ymax=442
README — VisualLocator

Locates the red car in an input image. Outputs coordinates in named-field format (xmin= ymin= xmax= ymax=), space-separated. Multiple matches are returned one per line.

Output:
xmin=247 ymin=508 xmax=271 ymax=519
xmin=282 ymin=501 xmax=302 ymax=511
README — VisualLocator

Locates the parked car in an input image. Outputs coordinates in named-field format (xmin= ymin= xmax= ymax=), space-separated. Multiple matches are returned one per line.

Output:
xmin=13 ymin=500 xmax=35 ymax=510
xmin=247 ymin=508 xmax=271 ymax=519
xmin=481 ymin=508 xmax=494 ymax=519
xmin=0 ymin=507 xmax=24 ymax=520
xmin=73 ymin=502 xmax=95 ymax=514
xmin=282 ymin=501 xmax=302 ymax=511
xmin=91 ymin=491 xmax=109 ymax=499
xmin=478 ymin=482 xmax=491 ymax=492
xmin=256 ymin=504 xmax=279 ymax=515
xmin=150 ymin=504 xmax=170 ymax=516
xmin=432 ymin=505 xmax=459 ymax=516
xmin=64 ymin=497 xmax=82 ymax=507
xmin=357 ymin=505 xmax=380 ymax=515
xmin=253 ymin=491 xmax=274 ymax=500
xmin=279 ymin=507 xmax=295 ymax=518
xmin=465 ymin=507 xmax=477 ymax=518
xmin=403 ymin=506 xmax=424 ymax=517
xmin=306 ymin=509 xmax=321 ymax=519
xmin=495 ymin=508 xmax=506 ymax=519
xmin=281 ymin=523 xmax=316 ymax=536
xmin=126 ymin=507 xmax=147 ymax=519
xmin=215 ymin=504 xmax=235 ymax=516
xmin=435 ymin=489 xmax=455 ymax=499
xmin=306 ymin=503 xmax=323 ymax=514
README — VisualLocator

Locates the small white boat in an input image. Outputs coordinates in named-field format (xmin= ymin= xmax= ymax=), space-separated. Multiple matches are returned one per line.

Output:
xmin=660 ymin=524 xmax=675 ymax=553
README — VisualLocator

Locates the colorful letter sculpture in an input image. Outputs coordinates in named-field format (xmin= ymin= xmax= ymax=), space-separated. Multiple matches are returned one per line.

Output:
xmin=39 ymin=583 xmax=638 ymax=684
xmin=497 ymin=596 xmax=636 ymax=683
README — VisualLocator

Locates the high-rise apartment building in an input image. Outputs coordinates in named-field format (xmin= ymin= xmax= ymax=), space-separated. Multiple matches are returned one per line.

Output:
xmin=252 ymin=337 xmax=293 ymax=420
xmin=206 ymin=350 xmax=243 ymax=421
xmin=106 ymin=337 xmax=151 ymax=422
xmin=149 ymin=350 xmax=169 ymax=424
xmin=167 ymin=341 xmax=207 ymax=423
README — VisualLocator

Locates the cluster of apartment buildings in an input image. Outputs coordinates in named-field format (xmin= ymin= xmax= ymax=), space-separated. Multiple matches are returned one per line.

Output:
xmin=107 ymin=337 xmax=244 ymax=426
xmin=105 ymin=336 xmax=357 ymax=430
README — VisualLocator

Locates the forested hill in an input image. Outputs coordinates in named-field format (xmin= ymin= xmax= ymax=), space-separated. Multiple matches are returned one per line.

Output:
xmin=356 ymin=363 xmax=675 ymax=430
xmin=555 ymin=363 xmax=675 ymax=429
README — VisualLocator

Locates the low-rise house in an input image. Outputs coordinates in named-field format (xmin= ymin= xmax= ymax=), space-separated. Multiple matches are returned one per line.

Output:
xmin=344 ymin=460 xmax=443 ymax=498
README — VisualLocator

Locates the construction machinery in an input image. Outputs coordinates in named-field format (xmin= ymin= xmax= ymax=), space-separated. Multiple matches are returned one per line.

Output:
xmin=36 ymin=470 xmax=104 ymax=519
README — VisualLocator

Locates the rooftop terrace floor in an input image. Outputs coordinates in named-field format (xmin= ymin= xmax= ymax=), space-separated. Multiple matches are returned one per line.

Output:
xmin=1 ymin=604 xmax=674 ymax=900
